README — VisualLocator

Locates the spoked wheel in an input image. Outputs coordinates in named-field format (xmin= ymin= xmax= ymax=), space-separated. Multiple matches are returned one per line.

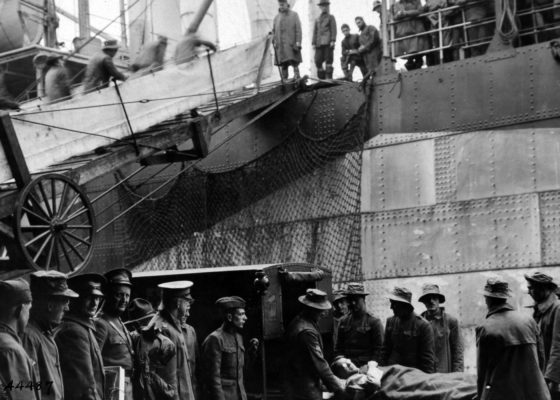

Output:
xmin=13 ymin=174 xmax=96 ymax=274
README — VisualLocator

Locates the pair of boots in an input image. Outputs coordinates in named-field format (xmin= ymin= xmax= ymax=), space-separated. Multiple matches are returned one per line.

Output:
xmin=317 ymin=65 xmax=334 ymax=80
xmin=281 ymin=66 xmax=301 ymax=80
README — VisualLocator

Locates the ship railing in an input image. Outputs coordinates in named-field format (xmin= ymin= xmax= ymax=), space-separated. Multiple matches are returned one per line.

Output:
xmin=516 ymin=2 xmax=560 ymax=44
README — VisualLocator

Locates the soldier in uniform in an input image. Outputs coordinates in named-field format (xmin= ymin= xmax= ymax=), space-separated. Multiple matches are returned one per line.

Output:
xmin=127 ymin=298 xmax=176 ymax=400
xmin=335 ymin=283 xmax=384 ymax=367
xmin=0 ymin=279 xmax=40 ymax=400
xmin=525 ymin=272 xmax=560 ymax=400
xmin=149 ymin=281 xmax=195 ymax=400
xmin=272 ymin=0 xmax=303 ymax=80
xmin=22 ymin=271 xmax=78 ymax=400
xmin=95 ymin=268 xmax=135 ymax=399
xmin=202 ymin=296 xmax=255 ymax=400
xmin=312 ymin=0 xmax=337 ymax=79
xmin=283 ymin=288 xmax=345 ymax=400
xmin=83 ymin=40 xmax=128 ymax=93
xmin=476 ymin=278 xmax=549 ymax=400
xmin=332 ymin=290 xmax=349 ymax=351
xmin=381 ymin=287 xmax=435 ymax=373
xmin=340 ymin=24 xmax=366 ymax=81
xmin=418 ymin=283 xmax=464 ymax=373
xmin=55 ymin=273 xmax=106 ymax=400
xmin=181 ymin=297 xmax=199 ymax=398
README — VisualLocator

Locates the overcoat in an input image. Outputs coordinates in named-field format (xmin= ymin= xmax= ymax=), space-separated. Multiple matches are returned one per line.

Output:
xmin=273 ymin=9 xmax=302 ymax=65
xmin=183 ymin=323 xmax=200 ymax=398
xmin=54 ymin=314 xmax=105 ymax=400
xmin=476 ymin=303 xmax=550 ymax=400
xmin=201 ymin=324 xmax=246 ymax=400
xmin=531 ymin=293 xmax=560 ymax=383
xmin=391 ymin=0 xmax=429 ymax=56
xmin=0 ymin=322 xmax=40 ymax=400
xmin=421 ymin=308 xmax=464 ymax=372
xmin=22 ymin=318 xmax=64 ymax=400
xmin=94 ymin=313 xmax=134 ymax=371
xmin=312 ymin=13 xmax=337 ymax=47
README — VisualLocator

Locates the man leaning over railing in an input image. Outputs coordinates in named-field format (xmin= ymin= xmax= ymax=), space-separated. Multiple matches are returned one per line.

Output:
xmin=391 ymin=0 xmax=429 ymax=70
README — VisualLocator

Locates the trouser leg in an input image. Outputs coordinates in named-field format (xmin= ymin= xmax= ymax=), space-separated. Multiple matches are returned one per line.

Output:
xmin=293 ymin=64 xmax=300 ymax=79
xmin=315 ymin=47 xmax=325 ymax=79
xmin=281 ymin=65 xmax=289 ymax=80
xmin=325 ymin=46 xmax=334 ymax=79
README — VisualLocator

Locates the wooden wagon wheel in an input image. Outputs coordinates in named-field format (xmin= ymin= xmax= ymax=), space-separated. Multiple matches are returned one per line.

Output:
xmin=13 ymin=174 xmax=96 ymax=274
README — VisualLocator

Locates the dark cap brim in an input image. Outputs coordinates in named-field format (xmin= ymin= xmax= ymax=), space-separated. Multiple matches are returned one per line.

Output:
xmin=524 ymin=274 xmax=558 ymax=288
xmin=53 ymin=288 xmax=79 ymax=298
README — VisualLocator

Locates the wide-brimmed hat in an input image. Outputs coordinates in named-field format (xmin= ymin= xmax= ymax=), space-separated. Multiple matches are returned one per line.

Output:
xmin=418 ymin=284 xmax=445 ymax=304
xmin=68 ymin=273 xmax=106 ymax=297
xmin=127 ymin=298 xmax=156 ymax=325
xmin=104 ymin=268 xmax=132 ymax=287
xmin=102 ymin=40 xmax=120 ymax=50
xmin=299 ymin=288 xmax=332 ymax=310
xmin=387 ymin=287 xmax=413 ymax=305
xmin=524 ymin=272 xmax=558 ymax=289
xmin=332 ymin=290 xmax=348 ymax=303
xmin=30 ymin=271 xmax=78 ymax=298
xmin=343 ymin=283 xmax=369 ymax=297
xmin=482 ymin=278 xmax=511 ymax=299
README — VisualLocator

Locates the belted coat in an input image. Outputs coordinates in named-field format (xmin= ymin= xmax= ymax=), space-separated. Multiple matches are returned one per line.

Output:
xmin=94 ymin=313 xmax=134 ymax=371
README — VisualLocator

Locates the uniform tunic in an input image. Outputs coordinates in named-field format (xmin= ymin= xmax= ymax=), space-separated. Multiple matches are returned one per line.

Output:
xmin=183 ymin=323 xmax=199 ymax=398
xmin=476 ymin=303 xmax=550 ymax=400
xmin=283 ymin=313 xmax=343 ymax=400
xmin=201 ymin=323 xmax=246 ymax=400
xmin=83 ymin=51 xmax=126 ymax=92
xmin=22 ymin=318 xmax=64 ymax=400
xmin=381 ymin=312 xmax=436 ymax=373
xmin=358 ymin=25 xmax=382 ymax=73
xmin=55 ymin=314 xmax=105 ymax=400
xmin=150 ymin=310 xmax=195 ymax=400
xmin=272 ymin=8 xmax=302 ymax=65
xmin=0 ymin=322 xmax=40 ymax=400
xmin=532 ymin=293 xmax=560 ymax=383
xmin=312 ymin=13 xmax=337 ymax=69
xmin=335 ymin=310 xmax=384 ymax=367
xmin=421 ymin=308 xmax=464 ymax=372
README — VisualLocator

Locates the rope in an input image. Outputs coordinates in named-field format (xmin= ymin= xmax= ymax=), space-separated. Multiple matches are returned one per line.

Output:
xmin=113 ymin=78 xmax=140 ymax=156
xmin=206 ymin=49 xmax=220 ymax=117
xmin=496 ymin=0 xmax=518 ymax=43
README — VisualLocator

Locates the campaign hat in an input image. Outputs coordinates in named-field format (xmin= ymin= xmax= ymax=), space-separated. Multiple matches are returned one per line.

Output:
xmin=216 ymin=296 xmax=246 ymax=310
xmin=0 ymin=279 xmax=32 ymax=307
xmin=387 ymin=286 xmax=413 ymax=305
xmin=418 ymin=283 xmax=445 ymax=304
xmin=343 ymin=283 xmax=369 ymax=297
xmin=298 ymin=288 xmax=332 ymax=310
xmin=482 ymin=278 xmax=511 ymax=299
xmin=30 ymin=271 xmax=78 ymax=298
xmin=68 ymin=273 xmax=106 ymax=297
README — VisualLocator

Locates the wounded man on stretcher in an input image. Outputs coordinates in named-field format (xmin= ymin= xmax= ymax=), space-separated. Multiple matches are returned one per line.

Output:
xmin=330 ymin=357 xmax=477 ymax=400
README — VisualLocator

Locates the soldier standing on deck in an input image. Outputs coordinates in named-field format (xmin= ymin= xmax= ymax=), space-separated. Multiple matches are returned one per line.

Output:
xmin=202 ymin=296 xmax=258 ymax=400
xmin=150 ymin=281 xmax=196 ymax=400
xmin=273 ymin=0 xmax=303 ymax=80
xmin=354 ymin=16 xmax=382 ymax=77
xmin=22 ymin=271 xmax=78 ymax=400
xmin=419 ymin=283 xmax=464 ymax=373
xmin=525 ymin=272 xmax=560 ymax=400
xmin=0 ymin=279 xmax=40 ymax=400
xmin=56 ymin=274 xmax=106 ymax=400
xmin=335 ymin=283 xmax=384 ymax=367
xmin=381 ymin=287 xmax=436 ymax=373
xmin=95 ymin=268 xmax=135 ymax=400
xmin=312 ymin=0 xmax=337 ymax=79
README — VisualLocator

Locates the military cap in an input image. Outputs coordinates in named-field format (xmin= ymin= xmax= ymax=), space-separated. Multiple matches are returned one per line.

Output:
xmin=104 ymin=268 xmax=132 ymax=287
xmin=317 ymin=0 xmax=330 ymax=5
xmin=30 ymin=271 xmax=78 ymax=298
xmin=68 ymin=273 xmax=106 ymax=297
xmin=102 ymin=39 xmax=120 ymax=50
xmin=332 ymin=289 xmax=348 ymax=303
xmin=127 ymin=298 xmax=156 ymax=324
xmin=299 ymin=288 xmax=332 ymax=310
xmin=418 ymin=283 xmax=445 ymax=304
xmin=0 ymin=279 xmax=32 ymax=307
xmin=343 ymin=283 xmax=369 ymax=297
xmin=158 ymin=281 xmax=193 ymax=300
xmin=482 ymin=278 xmax=511 ymax=299
xmin=524 ymin=272 xmax=557 ymax=288
xmin=216 ymin=296 xmax=246 ymax=310
xmin=387 ymin=287 xmax=413 ymax=305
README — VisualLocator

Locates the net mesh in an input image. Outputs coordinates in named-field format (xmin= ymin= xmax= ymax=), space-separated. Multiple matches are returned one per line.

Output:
xmin=105 ymin=99 xmax=367 ymax=284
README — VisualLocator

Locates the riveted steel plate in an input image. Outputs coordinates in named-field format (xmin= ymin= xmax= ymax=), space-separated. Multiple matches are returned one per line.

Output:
xmin=434 ymin=135 xmax=457 ymax=202
xmin=372 ymin=77 xmax=403 ymax=134
xmin=361 ymin=266 xmax=551 ymax=373
xmin=362 ymin=193 xmax=541 ymax=279
xmin=540 ymin=191 xmax=560 ymax=266
xmin=361 ymin=140 xmax=436 ymax=212
xmin=364 ymin=131 xmax=453 ymax=149
xmin=535 ymin=130 xmax=560 ymax=191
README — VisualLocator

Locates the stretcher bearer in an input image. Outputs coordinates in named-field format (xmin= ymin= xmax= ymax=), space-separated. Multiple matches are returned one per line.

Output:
xmin=419 ymin=284 xmax=463 ymax=373
xmin=95 ymin=268 xmax=135 ymax=400
xmin=22 ymin=271 xmax=78 ymax=400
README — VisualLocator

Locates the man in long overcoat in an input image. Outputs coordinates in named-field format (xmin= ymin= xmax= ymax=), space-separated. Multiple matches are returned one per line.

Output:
xmin=526 ymin=272 xmax=560 ymax=400
xmin=391 ymin=0 xmax=428 ymax=70
xmin=55 ymin=273 xmax=106 ymax=400
xmin=95 ymin=269 xmax=135 ymax=400
xmin=0 ymin=279 xmax=40 ymax=400
xmin=283 ymin=288 xmax=345 ymax=400
xmin=381 ymin=287 xmax=436 ymax=373
xmin=22 ymin=271 xmax=78 ymax=400
xmin=419 ymin=283 xmax=464 ymax=373
xmin=149 ymin=281 xmax=195 ymax=400
xmin=312 ymin=0 xmax=337 ymax=79
xmin=273 ymin=0 xmax=302 ymax=80
xmin=476 ymin=278 xmax=550 ymax=400
xmin=83 ymin=40 xmax=127 ymax=92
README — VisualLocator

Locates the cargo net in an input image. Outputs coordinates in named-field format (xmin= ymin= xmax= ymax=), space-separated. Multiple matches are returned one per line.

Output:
xmin=114 ymin=102 xmax=367 ymax=283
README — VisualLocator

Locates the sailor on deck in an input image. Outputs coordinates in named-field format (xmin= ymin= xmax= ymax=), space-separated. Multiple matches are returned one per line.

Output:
xmin=83 ymin=40 xmax=128 ymax=93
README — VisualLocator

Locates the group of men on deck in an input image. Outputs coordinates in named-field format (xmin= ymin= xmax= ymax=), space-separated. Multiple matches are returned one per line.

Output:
xmin=272 ymin=0 xmax=382 ymax=82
